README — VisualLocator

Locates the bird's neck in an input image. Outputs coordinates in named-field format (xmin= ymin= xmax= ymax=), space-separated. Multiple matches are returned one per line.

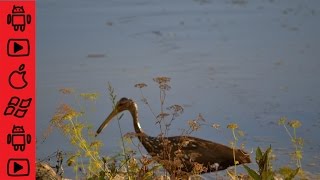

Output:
xmin=129 ymin=103 xmax=144 ymax=135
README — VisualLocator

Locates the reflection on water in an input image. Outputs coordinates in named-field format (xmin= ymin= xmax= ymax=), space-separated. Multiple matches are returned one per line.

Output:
xmin=37 ymin=0 xmax=320 ymax=177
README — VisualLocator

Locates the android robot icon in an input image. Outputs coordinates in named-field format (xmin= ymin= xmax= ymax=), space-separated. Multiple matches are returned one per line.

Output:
xmin=7 ymin=5 xmax=31 ymax=32
xmin=7 ymin=125 xmax=31 ymax=152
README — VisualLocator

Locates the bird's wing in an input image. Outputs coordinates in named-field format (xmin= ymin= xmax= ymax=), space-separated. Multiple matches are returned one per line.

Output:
xmin=168 ymin=136 xmax=236 ymax=171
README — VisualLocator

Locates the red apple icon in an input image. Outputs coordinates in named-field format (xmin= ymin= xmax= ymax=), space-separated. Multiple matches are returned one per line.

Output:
xmin=9 ymin=64 xmax=28 ymax=89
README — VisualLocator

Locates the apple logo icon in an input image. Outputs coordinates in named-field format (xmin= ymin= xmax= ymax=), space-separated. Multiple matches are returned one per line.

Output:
xmin=9 ymin=64 xmax=28 ymax=89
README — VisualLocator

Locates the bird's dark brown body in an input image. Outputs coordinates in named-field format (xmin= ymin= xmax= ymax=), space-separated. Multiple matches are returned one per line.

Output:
xmin=96 ymin=98 xmax=251 ymax=177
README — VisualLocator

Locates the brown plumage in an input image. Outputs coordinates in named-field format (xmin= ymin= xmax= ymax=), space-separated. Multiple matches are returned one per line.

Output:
xmin=96 ymin=97 xmax=251 ymax=177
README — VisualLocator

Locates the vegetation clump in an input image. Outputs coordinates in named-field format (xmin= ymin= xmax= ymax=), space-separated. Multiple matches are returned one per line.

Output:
xmin=39 ymin=78 xmax=311 ymax=179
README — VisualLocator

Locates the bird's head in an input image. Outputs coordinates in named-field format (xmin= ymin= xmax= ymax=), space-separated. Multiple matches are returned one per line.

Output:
xmin=95 ymin=97 xmax=136 ymax=136
xmin=113 ymin=97 xmax=136 ymax=112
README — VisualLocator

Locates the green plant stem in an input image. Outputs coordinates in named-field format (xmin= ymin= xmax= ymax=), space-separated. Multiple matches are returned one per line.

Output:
xmin=293 ymin=128 xmax=302 ymax=168
xmin=232 ymin=129 xmax=238 ymax=179
xmin=116 ymin=117 xmax=131 ymax=178
xmin=283 ymin=124 xmax=293 ymax=140
xmin=159 ymin=89 xmax=165 ymax=135
xmin=232 ymin=129 xmax=238 ymax=141
xmin=283 ymin=124 xmax=302 ymax=168
xmin=108 ymin=82 xmax=131 ymax=179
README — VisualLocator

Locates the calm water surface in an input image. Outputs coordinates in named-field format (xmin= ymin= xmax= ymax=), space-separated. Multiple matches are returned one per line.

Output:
xmin=37 ymin=0 xmax=320 ymax=177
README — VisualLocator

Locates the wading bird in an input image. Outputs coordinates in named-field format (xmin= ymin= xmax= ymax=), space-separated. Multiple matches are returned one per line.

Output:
xmin=96 ymin=98 xmax=251 ymax=177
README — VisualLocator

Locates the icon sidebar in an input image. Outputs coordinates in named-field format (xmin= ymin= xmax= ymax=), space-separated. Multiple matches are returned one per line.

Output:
xmin=0 ymin=1 xmax=35 ymax=179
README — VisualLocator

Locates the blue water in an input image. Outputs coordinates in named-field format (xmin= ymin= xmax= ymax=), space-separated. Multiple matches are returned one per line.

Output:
xmin=37 ymin=0 xmax=320 ymax=178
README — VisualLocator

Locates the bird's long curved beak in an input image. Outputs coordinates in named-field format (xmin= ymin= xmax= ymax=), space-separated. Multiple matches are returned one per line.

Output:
xmin=95 ymin=108 xmax=118 ymax=137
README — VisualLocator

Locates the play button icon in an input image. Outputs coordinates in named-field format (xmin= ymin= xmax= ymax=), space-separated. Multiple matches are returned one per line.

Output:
xmin=7 ymin=39 xmax=30 ymax=57
xmin=14 ymin=162 xmax=23 ymax=173
xmin=7 ymin=158 xmax=30 ymax=176
xmin=14 ymin=42 xmax=24 ymax=53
